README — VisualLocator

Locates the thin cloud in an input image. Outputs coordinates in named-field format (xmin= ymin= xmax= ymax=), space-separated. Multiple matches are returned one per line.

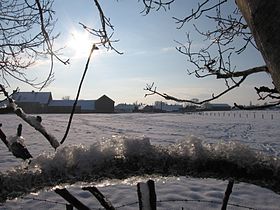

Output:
xmin=161 ymin=46 xmax=176 ymax=53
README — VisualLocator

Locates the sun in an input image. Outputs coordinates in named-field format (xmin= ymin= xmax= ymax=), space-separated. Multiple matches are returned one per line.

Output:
xmin=67 ymin=29 xmax=94 ymax=59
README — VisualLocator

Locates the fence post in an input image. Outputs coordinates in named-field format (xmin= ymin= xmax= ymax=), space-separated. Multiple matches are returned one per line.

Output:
xmin=221 ymin=179 xmax=234 ymax=210
xmin=0 ymin=124 xmax=9 ymax=148
xmin=66 ymin=204 xmax=74 ymax=210
xmin=83 ymin=186 xmax=115 ymax=210
xmin=137 ymin=180 xmax=157 ymax=210
xmin=54 ymin=188 xmax=90 ymax=210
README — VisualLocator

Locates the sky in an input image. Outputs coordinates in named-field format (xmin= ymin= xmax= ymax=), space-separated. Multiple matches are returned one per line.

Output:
xmin=5 ymin=0 xmax=273 ymax=106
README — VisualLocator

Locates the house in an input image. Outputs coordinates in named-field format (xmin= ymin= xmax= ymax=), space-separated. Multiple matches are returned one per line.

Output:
xmin=154 ymin=101 xmax=183 ymax=112
xmin=115 ymin=103 xmax=137 ymax=113
xmin=140 ymin=105 xmax=154 ymax=113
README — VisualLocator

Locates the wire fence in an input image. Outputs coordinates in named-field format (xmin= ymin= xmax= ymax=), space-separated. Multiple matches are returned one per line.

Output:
xmin=15 ymin=187 xmax=258 ymax=210
xmin=1 ymin=178 xmax=271 ymax=210
xmin=18 ymin=196 xmax=257 ymax=210
xmin=186 ymin=110 xmax=280 ymax=120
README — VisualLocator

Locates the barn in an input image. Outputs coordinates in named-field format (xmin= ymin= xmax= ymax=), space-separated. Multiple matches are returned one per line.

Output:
xmin=48 ymin=96 xmax=114 ymax=113
xmin=95 ymin=95 xmax=115 ymax=113
xmin=12 ymin=91 xmax=52 ymax=113
xmin=0 ymin=91 xmax=114 ymax=114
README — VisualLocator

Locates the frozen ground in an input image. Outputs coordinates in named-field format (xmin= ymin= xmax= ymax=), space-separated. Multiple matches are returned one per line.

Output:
xmin=0 ymin=111 xmax=280 ymax=209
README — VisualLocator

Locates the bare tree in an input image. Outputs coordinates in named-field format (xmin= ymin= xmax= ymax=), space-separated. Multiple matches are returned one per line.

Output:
xmin=0 ymin=0 xmax=70 ymax=89
xmin=0 ymin=0 xmax=68 ymax=151
xmin=0 ymin=0 xmax=119 ymax=150
xmin=143 ymin=0 xmax=280 ymax=108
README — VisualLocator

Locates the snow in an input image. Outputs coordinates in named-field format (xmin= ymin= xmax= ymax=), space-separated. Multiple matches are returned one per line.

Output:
xmin=0 ymin=111 xmax=280 ymax=209
xmin=8 ymin=136 xmax=25 ymax=146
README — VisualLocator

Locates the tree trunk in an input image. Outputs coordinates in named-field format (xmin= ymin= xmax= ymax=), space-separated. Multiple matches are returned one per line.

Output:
xmin=236 ymin=0 xmax=280 ymax=92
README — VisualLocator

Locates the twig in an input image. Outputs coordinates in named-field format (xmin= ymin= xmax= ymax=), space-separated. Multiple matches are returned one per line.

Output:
xmin=79 ymin=0 xmax=123 ymax=54
xmin=140 ymin=0 xmax=175 ymax=15
xmin=35 ymin=0 xmax=69 ymax=90
xmin=60 ymin=44 xmax=98 ymax=145
xmin=173 ymin=0 xmax=228 ymax=29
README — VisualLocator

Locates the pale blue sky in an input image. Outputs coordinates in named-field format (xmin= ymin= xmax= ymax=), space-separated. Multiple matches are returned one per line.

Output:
xmin=7 ymin=0 xmax=272 ymax=106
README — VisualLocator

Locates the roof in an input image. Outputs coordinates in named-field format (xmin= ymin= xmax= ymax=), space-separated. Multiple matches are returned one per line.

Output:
xmin=12 ymin=92 xmax=52 ymax=105
xmin=48 ymin=100 xmax=95 ymax=111
xmin=97 ymin=95 xmax=114 ymax=102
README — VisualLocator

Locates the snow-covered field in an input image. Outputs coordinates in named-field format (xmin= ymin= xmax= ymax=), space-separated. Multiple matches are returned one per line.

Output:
xmin=0 ymin=111 xmax=280 ymax=209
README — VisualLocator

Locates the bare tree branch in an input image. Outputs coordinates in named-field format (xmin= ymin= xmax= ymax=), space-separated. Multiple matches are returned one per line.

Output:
xmin=141 ymin=0 xmax=276 ymax=106
xmin=139 ymin=0 xmax=175 ymax=15
xmin=213 ymin=66 xmax=268 ymax=79
xmin=145 ymin=75 xmax=247 ymax=105
xmin=60 ymin=44 xmax=98 ymax=145
xmin=0 ymin=84 xmax=59 ymax=149
xmin=173 ymin=0 xmax=228 ymax=29
xmin=0 ymin=0 xmax=69 ymax=89
xmin=234 ymin=101 xmax=280 ymax=110
xmin=35 ymin=0 xmax=69 ymax=90
xmin=79 ymin=0 xmax=123 ymax=54
xmin=254 ymin=86 xmax=280 ymax=101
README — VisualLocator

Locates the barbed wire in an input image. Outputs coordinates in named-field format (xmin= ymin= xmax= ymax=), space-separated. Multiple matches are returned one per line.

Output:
xmin=19 ymin=196 xmax=257 ymax=210
xmin=156 ymin=199 xmax=256 ymax=210
xmin=21 ymin=196 xmax=68 ymax=206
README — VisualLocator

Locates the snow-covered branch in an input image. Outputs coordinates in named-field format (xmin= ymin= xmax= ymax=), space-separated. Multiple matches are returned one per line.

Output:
xmin=0 ymin=84 xmax=59 ymax=149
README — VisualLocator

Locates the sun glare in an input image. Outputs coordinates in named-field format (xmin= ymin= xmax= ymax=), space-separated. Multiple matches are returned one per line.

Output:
xmin=67 ymin=29 xmax=94 ymax=59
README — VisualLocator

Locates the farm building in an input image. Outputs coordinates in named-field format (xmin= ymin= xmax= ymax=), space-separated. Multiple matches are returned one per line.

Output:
xmin=47 ymin=100 xmax=91 ymax=113
xmin=202 ymin=103 xmax=232 ymax=111
xmin=94 ymin=95 xmax=115 ymax=113
xmin=48 ymin=95 xmax=114 ymax=113
xmin=114 ymin=103 xmax=137 ymax=113
xmin=154 ymin=101 xmax=183 ymax=112
xmin=0 ymin=91 xmax=114 ymax=113
xmin=12 ymin=91 xmax=52 ymax=113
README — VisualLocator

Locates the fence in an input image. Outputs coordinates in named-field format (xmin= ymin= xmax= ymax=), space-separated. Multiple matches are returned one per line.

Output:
xmin=16 ymin=179 xmax=257 ymax=210
xmin=185 ymin=110 xmax=280 ymax=121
